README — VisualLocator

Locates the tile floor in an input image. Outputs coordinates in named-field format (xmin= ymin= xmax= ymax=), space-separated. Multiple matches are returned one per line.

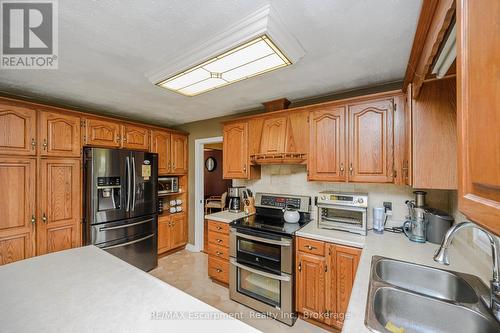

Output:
xmin=150 ymin=250 xmax=334 ymax=333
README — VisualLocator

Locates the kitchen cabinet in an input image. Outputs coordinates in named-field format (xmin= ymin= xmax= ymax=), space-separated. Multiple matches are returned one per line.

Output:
xmin=223 ymin=121 xmax=249 ymax=179
xmin=151 ymin=130 xmax=171 ymax=175
xmin=308 ymin=106 xmax=346 ymax=181
xmin=0 ymin=104 xmax=37 ymax=156
xmin=171 ymin=133 xmax=188 ymax=174
xmin=296 ymin=237 xmax=361 ymax=330
xmin=457 ymin=0 xmax=500 ymax=234
xmin=206 ymin=220 xmax=229 ymax=285
xmin=0 ymin=158 xmax=36 ymax=265
xmin=259 ymin=116 xmax=287 ymax=154
xmin=39 ymin=111 xmax=81 ymax=157
xmin=83 ymin=117 xmax=121 ymax=148
xmin=348 ymin=99 xmax=394 ymax=183
xmin=37 ymin=158 xmax=81 ymax=255
xmin=157 ymin=213 xmax=187 ymax=254
xmin=121 ymin=124 xmax=150 ymax=150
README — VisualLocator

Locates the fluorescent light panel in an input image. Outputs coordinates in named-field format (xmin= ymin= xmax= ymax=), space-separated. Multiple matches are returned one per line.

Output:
xmin=157 ymin=35 xmax=291 ymax=96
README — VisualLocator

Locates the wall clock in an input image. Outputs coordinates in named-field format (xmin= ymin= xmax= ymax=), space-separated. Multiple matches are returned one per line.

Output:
xmin=205 ymin=157 xmax=216 ymax=172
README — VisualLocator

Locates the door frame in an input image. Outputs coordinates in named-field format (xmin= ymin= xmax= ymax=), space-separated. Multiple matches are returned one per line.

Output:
xmin=192 ymin=136 xmax=224 ymax=252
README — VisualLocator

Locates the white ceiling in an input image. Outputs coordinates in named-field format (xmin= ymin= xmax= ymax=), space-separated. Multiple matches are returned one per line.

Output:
xmin=0 ymin=0 xmax=422 ymax=126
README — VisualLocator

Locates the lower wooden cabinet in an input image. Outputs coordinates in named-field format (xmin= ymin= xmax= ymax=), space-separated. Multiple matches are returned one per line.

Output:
xmin=157 ymin=213 xmax=187 ymax=254
xmin=296 ymin=236 xmax=361 ymax=330
xmin=206 ymin=220 xmax=229 ymax=285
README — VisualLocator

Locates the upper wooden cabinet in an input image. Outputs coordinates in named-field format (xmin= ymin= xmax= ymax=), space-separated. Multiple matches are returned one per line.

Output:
xmin=121 ymin=124 xmax=150 ymax=150
xmin=39 ymin=111 xmax=81 ymax=157
xmin=0 ymin=157 xmax=36 ymax=265
xmin=260 ymin=116 xmax=287 ymax=154
xmin=308 ymin=106 xmax=346 ymax=181
xmin=457 ymin=0 xmax=500 ymax=235
xmin=348 ymin=99 xmax=394 ymax=183
xmin=151 ymin=130 xmax=171 ymax=175
xmin=84 ymin=117 xmax=121 ymax=148
xmin=0 ymin=104 xmax=37 ymax=156
xmin=37 ymin=158 xmax=81 ymax=255
xmin=223 ymin=121 xmax=250 ymax=179
xmin=171 ymin=133 xmax=188 ymax=174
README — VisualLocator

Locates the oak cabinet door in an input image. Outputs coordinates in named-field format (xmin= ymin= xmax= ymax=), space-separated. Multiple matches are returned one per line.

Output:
xmin=170 ymin=214 xmax=187 ymax=249
xmin=39 ymin=111 xmax=81 ymax=157
xmin=309 ymin=107 xmax=346 ymax=181
xmin=151 ymin=130 xmax=171 ymax=175
xmin=223 ymin=122 xmax=248 ymax=179
xmin=457 ymin=0 xmax=500 ymax=234
xmin=0 ymin=158 xmax=36 ymax=265
xmin=332 ymin=245 xmax=360 ymax=328
xmin=259 ymin=116 xmax=287 ymax=154
xmin=348 ymin=99 xmax=394 ymax=183
xmin=157 ymin=215 xmax=171 ymax=254
xmin=38 ymin=159 xmax=81 ymax=255
xmin=171 ymin=133 xmax=188 ymax=174
xmin=122 ymin=124 xmax=150 ymax=150
xmin=296 ymin=251 xmax=327 ymax=321
xmin=0 ymin=105 xmax=37 ymax=155
xmin=84 ymin=118 xmax=121 ymax=148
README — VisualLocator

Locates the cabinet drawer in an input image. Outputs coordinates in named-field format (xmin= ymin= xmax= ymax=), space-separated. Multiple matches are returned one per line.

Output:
xmin=208 ymin=256 xmax=229 ymax=284
xmin=207 ymin=220 xmax=229 ymax=234
xmin=207 ymin=243 xmax=229 ymax=261
xmin=208 ymin=230 xmax=229 ymax=248
xmin=297 ymin=237 xmax=325 ymax=256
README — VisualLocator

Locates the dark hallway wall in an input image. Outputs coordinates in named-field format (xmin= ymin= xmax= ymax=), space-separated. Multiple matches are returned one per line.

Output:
xmin=204 ymin=149 xmax=232 ymax=197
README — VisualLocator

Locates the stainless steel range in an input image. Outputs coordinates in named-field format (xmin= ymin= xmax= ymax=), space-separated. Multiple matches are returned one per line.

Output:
xmin=229 ymin=192 xmax=311 ymax=326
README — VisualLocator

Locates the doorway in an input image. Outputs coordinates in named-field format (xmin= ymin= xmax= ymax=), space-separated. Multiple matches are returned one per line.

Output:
xmin=193 ymin=136 xmax=230 ymax=252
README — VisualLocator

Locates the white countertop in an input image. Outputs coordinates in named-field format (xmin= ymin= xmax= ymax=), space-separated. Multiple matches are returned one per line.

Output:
xmin=295 ymin=222 xmax=366 ymax=248
xmin=205 ymin=210 xmax=252 ymax=223
xmin=341 ymin=231 xmax=489 ymax=333
xmin=0 ymin=246 xmax=261 ymax=333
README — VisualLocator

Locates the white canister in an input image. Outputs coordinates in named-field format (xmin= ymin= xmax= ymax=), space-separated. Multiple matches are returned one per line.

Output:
xmin=170 ymin=200 xmax=177 ymax=206
xmin=373 ymin=207 xmax=386 ymax=234
xmin=176 ymin=199 xmax=182 ymax=205
xmin=169 ymin=207 xmax=177 ymax=213
xmin=176 ymin=206 xmax=183 ymax=212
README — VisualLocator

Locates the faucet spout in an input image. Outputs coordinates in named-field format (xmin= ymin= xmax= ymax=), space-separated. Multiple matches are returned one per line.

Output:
xmin=433 ymin=221 xmax=500 ymax=321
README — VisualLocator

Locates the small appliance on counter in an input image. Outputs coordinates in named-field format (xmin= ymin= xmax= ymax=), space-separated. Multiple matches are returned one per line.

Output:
xmin=425 ymin=208 xmax=454 ymax=244
xmin=403 ymin=191 xmax=428 ymax=243
xmin=158 ymin=176 xmax=179 ymax=196
xmin=229 ymin=192 xmax=311 ymax=326
xmin=316 ymin=191 xmax=368 ymax=235
xmin=228 ymin=186 xmax=245 ymax=213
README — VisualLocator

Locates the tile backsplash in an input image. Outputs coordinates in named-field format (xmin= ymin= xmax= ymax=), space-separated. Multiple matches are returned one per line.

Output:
xmin=233 ymin=165 xmax=451 ymax=228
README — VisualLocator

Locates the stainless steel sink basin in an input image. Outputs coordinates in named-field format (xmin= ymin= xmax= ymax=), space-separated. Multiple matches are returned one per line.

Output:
xmin=365 ymin=256 xmax=500 ymax=333
xmin=368 ymin=287 xmax=499 ymax=333
xmin=375 ymin=257 xmax=478 ymax=303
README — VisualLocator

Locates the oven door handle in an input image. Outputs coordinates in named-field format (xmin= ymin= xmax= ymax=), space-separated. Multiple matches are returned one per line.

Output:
xmin=232 ymin=230 xmax=292 ymax=246
xmin=230 ymin=258 xmax=291 ymax=282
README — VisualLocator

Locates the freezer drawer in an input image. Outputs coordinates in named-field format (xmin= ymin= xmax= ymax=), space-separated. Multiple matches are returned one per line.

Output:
xmin=89 ymin=215 xmax=156 ymax=246
xmin=99 ymin=232 xmax=158 ymax=271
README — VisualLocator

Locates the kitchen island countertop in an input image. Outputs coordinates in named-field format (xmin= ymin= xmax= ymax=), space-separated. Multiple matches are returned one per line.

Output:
xmin=0 ymin=246 xmax=261 ymax=333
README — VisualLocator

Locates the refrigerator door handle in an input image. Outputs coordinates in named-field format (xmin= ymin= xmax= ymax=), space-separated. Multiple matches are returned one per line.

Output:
xmin=126 ymin=156 xmax=131 ymax=212
xmin=131 ymin=156 xmax=136 ymax=211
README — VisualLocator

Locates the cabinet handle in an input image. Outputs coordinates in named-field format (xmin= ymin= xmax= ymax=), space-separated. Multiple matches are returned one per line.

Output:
xmin=243 ymin=164 xmax=247 ymax=172
xmin=298 ymin=261 xmax=302 ymax=272
xmin=116 ymin=135 xmax=121 ymax=142
xmin=168 ymin=221 xmax=171 ymax=227
xmin=30 ymin=138 xmax=36 ymax=150
xmin=216 ymin=226 xmax=222 ymax=230
xmin=216 ymin=269 xmax=223 ymax=273
xmin=122 ymin=137 xmax=127 ymax=142
xmin=31 ymin=215 xmax=36 ymax=225
xmin=216 ymin=239 xmax=223 ymax=244
xmin=216 ymin=251 xmax=223 ymax=256
xmin=349 ymin=163 xmax=353 ymax=175
xmin=42 ymin=213 xmax=47 ymax=223
xmin=324 ymin=265 xmax=328 ymax=273
xmin=42 ymin=139 xmax=47 ymax=150
xmin=340 ymin=163 xmax=345 ymax=175
xmin=172 ymin=163 xmax=175 ymax=170
xmin=305 ymin=245 xmax=317 ymax=251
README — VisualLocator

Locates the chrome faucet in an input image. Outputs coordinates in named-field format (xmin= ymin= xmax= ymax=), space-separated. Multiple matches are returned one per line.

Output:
xmin=434 ymin=222 xmax=500 ymax=321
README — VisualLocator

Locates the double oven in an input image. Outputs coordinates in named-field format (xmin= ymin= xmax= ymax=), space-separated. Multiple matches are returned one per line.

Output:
xmin=229 ymin=228 xmax=294 ymax=325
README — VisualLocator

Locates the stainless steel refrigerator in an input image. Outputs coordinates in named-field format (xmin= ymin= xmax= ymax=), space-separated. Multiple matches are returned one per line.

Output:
xmin=83 ymin=147 xmax=158 ymax=271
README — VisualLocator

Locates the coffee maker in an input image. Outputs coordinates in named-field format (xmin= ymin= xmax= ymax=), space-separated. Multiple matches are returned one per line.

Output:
xmin=228 ymin=187 xmax=245 ymax=213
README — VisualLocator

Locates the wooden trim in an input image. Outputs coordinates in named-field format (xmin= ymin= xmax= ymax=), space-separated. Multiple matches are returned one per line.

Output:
xmin=402 ymin=0 xmax=439 ymax=92
xmin=411 ymin=0 xmax=456 ymax=98
xmin=222 ymin=90 xmax=403 ymax=125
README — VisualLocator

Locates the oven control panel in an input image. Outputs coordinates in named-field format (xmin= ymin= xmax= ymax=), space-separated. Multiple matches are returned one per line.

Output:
xmin=255 ymin=193 xmax=310 ymax=212
xmin=261 ymin=195 xmax=301 ymax=208
xmin=317 ymin=191 xmax=368 ymax=208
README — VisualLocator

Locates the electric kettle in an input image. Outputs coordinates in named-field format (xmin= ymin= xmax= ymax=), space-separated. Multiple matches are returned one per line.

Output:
xmin=283 ymin=204 xmax=300 ymax=223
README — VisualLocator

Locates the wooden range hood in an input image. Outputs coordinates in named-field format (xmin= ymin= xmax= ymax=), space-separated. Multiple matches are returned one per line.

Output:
xmin=250 ymin=98 xmax=308 ymax=165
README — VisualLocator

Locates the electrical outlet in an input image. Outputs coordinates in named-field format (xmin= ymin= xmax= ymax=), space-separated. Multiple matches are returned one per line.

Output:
xmin=383 ymin=201 xmax=392 ymax=211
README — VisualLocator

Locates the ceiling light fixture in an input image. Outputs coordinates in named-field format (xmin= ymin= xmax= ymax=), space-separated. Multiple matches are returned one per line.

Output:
xmin=147 ymin=4 xmax=305 ymax=96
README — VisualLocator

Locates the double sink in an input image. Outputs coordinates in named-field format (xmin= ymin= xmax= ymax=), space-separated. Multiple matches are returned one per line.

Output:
xmin=365 ymin=256 xmax=500 ymax=333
